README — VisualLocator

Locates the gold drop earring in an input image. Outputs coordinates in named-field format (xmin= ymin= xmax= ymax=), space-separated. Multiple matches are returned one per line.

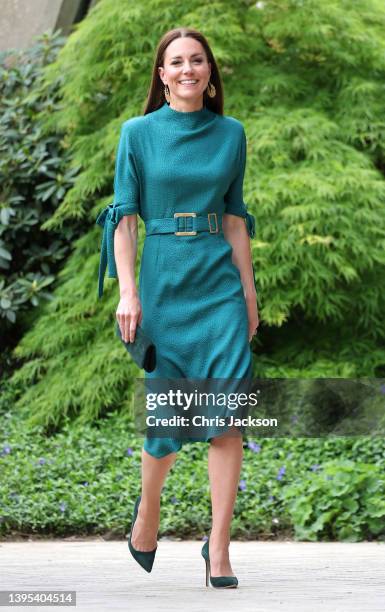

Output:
xmin=206 ymin=81 xmax=216 ymax=98
xmin=164 ymin=84 xmax=170 ymax=103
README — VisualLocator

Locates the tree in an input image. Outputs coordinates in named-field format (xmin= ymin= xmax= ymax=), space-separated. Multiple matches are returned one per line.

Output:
xmin=6 ymin=0 xmax=385 ymax=429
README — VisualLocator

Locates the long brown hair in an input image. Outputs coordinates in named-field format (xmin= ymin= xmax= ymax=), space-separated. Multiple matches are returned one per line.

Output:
xmin=142 ymin=27 xmax=224 ymax=116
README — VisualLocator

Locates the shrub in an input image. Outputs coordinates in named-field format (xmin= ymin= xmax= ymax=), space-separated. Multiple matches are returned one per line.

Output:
xmin=0 ymin=31 xmax=83 ymax=374
xmin=1 ymin=409 xmax=384 ymax=540
xmin=283 ymin=459 xmax=385 ymax=541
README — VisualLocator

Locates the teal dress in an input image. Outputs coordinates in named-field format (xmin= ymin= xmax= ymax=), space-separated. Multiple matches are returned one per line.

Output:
xmin=96 ymin=101 xmax=256 ymax=458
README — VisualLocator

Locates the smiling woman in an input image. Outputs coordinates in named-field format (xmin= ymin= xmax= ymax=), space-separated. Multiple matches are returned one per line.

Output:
xmin=157 ymin=37 xmax=215 ymax=112
xmin=95 ymin=26 xmax=259 ymax=590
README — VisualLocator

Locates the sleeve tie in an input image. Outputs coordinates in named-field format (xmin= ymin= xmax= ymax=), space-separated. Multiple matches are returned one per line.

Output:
xmin=245 ymin=210 xmax=256 ymax=239
xmin=95 ymin=202 xmax=137 ymax=298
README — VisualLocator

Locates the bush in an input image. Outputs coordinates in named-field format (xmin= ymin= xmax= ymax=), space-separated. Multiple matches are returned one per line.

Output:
xmin=283 ymin=459 xmax=385 ymax=541
xmin=0 ymin=410 xmax=384 ymax=540
xmin=0 ymin=31 xmax=83 ymax=373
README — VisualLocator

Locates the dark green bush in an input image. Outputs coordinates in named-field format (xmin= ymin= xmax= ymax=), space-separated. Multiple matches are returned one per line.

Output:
xmin=0 ymin=31 xmax=83 ymax=372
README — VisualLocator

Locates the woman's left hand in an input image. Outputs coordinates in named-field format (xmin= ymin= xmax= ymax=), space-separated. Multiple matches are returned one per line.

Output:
xmin=246 ymin=294 xmax=259 ymax=342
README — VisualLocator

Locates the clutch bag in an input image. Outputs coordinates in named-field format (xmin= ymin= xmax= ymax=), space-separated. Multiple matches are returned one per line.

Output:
xmin=115 ymin=322 xmax=156 ymax=373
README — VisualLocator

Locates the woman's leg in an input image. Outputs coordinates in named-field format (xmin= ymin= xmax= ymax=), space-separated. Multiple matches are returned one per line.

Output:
xmin=207 ymin=427 xmax=243 ymax=576
xmin=131 ymin=447 xmax=178 ymax=551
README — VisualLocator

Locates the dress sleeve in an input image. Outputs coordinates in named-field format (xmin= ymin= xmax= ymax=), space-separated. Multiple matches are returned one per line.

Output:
xmin=95 ymin=123 xmax=140 ymax=298
xmin=224 ymin=126 xmax=256 ymax=239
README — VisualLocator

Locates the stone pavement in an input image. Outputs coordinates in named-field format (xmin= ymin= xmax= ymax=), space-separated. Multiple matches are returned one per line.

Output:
xmin=0 ymin=539 xmax=384 ymax=611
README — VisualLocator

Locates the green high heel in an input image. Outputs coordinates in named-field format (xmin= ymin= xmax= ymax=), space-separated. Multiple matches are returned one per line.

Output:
xmin=201 ymin=538 xmax=238 ymax=588
xmin=128 ymin=495 xmax=157 ymax=573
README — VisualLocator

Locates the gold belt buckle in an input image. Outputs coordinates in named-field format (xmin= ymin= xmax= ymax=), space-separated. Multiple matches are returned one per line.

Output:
xmin=174 ymin=212 xmax=197 ymax=235
xmin=208 ymin=212 xmax=218 ymax=233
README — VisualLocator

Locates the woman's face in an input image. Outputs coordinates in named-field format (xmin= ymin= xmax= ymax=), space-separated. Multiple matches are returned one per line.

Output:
xmin=158 ymin=37 xmax=211 ymax=107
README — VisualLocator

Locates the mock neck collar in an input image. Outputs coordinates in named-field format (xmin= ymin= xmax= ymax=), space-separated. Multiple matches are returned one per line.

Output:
xmin=157 ymin=101 xmax=213 ymax=128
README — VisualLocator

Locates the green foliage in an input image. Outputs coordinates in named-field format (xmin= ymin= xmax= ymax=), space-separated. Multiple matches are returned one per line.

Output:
xmin=1 ymin=411 xmax=384 ymax=539
xmin=0 ymin=31 xmax=86 ymax=376
xmin=283 ymin=459 xmax=385 ymax=541
xmin=4 ymin=0 xmax=385 ymax=427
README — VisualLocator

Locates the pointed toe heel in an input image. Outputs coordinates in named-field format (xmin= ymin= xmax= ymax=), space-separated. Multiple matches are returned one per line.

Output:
xmin=128 ymin=495 xmax=157 ymax=573
xmin=201 ymin=539 xmax=238 ymax=588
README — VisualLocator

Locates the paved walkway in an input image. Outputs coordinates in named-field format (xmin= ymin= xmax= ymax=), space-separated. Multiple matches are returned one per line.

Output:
xmin=0 ymin=539 xmax=384 ymax=611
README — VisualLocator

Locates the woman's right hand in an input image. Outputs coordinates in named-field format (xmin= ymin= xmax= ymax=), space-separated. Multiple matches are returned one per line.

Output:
xmin=116 ymin=291 xmax=143 ymax=343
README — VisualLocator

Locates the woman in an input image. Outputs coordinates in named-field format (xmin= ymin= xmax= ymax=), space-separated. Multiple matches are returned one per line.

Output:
xmin=96 ymin=27 xmax=259 ymax=588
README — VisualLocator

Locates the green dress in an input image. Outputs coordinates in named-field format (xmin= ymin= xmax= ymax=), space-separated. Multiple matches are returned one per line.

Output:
xmin=96 ymin=101 xmax=256 ymax=458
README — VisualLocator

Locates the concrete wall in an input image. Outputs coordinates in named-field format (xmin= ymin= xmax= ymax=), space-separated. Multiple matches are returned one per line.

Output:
xmin=0 ymin=0 xmax=98 ymax=52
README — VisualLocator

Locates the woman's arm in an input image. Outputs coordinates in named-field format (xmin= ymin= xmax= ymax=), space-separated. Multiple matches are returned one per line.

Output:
xmin=222 ymin=213 xmax=259 ymax=341
xmin=114 ymin=214 xmax=142 ymax=343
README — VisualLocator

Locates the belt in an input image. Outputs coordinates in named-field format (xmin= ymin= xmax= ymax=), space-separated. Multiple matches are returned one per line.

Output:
xmin=95 ymin=204 xmax=256 ymax=299
xmin=95 ymin=207 xmax=222 ymax=298
xmin=145 ymin=212 xmax=222 ymax=236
